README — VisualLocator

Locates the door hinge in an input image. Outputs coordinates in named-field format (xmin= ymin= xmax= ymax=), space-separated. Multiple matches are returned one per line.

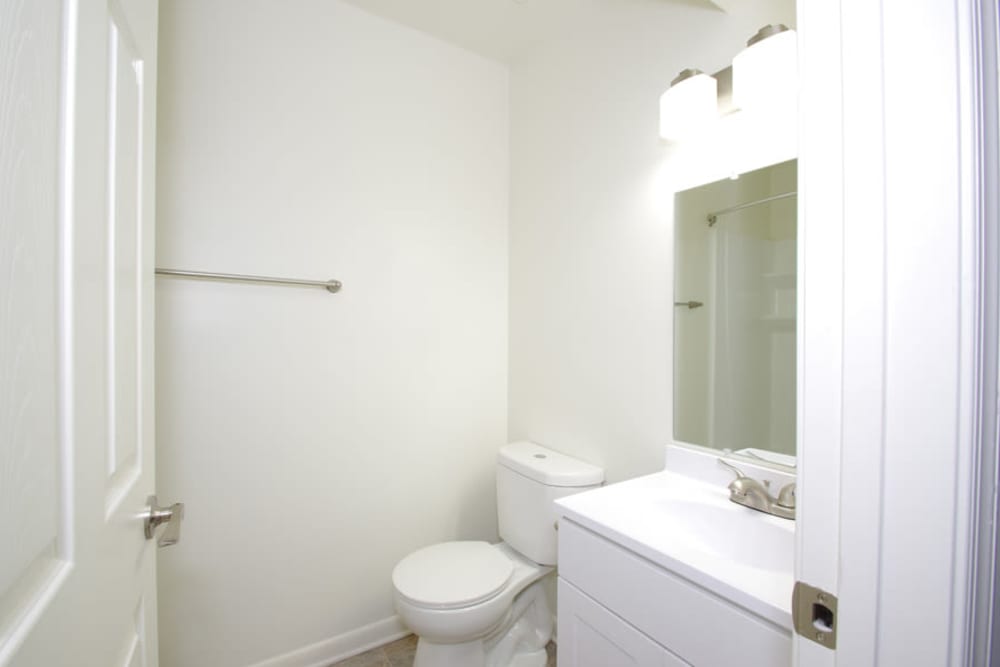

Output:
xmin=792 ymin=581 xmax=838 ymax=649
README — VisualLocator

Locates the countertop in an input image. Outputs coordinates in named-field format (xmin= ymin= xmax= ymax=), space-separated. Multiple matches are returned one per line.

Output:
xmin=555 ymin=468 xmax=795 ymax=629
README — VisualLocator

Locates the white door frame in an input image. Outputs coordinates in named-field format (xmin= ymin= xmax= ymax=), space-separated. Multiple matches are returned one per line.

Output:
xmin=795 ymin=0 xmax=998 ymax=664
xmin=968 ymin=1 xmax=999 ymax=663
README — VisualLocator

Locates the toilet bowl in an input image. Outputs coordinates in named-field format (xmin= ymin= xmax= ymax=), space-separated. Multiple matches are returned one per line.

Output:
xmin=394 ymin=543 xmax=552 ymax=658
xmin=391 ymin=442 xmax=603 ymax=667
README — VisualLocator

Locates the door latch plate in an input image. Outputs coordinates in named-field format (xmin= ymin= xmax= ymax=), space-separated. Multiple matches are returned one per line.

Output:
xmin=792 ymin=581 xmax=837 ymax=649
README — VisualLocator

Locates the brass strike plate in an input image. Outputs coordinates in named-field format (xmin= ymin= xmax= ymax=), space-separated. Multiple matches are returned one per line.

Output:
xmin=792 ymin=581 xmax=837 ymax=649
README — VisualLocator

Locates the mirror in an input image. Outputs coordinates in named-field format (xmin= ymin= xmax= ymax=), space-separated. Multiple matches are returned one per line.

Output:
xmin=673 ymin=159 xmax=797 ymax=467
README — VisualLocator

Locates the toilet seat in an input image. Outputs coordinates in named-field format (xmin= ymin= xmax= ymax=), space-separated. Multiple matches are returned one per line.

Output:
xmin=392 ymin=541 xmax=513 ymax=610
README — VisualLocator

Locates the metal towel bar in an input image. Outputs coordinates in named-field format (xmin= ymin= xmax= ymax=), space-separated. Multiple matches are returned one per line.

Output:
xmin=155 ymin=268 xmax=342 ymax=294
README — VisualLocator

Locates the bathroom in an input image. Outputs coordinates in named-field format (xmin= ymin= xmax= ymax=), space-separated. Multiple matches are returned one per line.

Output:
xmin=0 ymin=0 xmax=995 ymax=666
xmin=155 ymin=0 xmax=795 ymax=663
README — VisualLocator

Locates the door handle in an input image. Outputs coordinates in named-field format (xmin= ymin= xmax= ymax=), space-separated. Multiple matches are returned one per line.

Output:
xmin=143 ymin=495 xmax=185 ymax=547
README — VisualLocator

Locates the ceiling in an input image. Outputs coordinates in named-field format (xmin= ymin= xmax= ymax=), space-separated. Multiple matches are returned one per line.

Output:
xmin=340 ymin=0 xmax=727 ymax=64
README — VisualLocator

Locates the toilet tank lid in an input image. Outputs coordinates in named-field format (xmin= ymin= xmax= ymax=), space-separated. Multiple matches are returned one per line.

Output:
xmin=498 ymin=441 xmax=604 ymax=487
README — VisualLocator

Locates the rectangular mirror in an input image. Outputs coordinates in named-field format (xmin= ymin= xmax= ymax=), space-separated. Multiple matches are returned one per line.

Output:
xmin=673 ymin=159 xmax=797 ymax=467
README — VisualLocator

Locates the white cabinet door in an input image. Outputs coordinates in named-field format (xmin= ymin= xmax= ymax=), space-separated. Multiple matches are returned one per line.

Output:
xmin=0 ymin=0 xmax=160 ymax=665
xmin=558 ymin=579 xmax=689 ymax=667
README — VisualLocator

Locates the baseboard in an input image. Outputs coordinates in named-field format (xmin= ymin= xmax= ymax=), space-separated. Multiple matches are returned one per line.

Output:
xmin=247 ymin=616 xmax=410 ymax=667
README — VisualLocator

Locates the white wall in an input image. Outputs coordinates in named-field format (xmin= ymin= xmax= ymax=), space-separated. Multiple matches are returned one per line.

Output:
xmin=154 ymin=2 xmax=508 ymax=665
xmin=508 ymin=1 xmax=796 ymax=483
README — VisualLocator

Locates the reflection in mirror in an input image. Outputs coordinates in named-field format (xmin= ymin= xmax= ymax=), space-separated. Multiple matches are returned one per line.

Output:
xmin=673 ymin=159 xmax=797 ymax=466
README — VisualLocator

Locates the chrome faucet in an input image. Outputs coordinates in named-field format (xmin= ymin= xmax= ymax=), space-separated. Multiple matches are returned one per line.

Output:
xmin=718 ymin=459 xmax=795 ymax=520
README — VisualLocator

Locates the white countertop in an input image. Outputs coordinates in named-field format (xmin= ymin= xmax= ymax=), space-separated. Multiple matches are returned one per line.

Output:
xmin=555 ymin=468 xmax=795 ymax=629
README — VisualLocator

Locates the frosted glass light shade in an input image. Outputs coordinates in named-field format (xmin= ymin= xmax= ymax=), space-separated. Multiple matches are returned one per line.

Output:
xmin=732 ymin=28 xmax=797 ymax=112
xmin=659 ymin=72 xmax=718 ymax=142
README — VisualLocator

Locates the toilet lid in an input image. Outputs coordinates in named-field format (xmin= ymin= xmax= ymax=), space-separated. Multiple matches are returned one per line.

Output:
xmin=392 ymin=541 xmax=513 ymax=610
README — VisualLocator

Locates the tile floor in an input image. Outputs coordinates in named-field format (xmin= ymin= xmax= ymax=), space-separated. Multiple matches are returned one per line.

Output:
xmin=330 ymin=635 xmax=557 ymax=667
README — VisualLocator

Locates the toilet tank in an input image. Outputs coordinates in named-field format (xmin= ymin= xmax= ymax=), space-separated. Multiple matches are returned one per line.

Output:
xmin=497 ymin=441 xmax=604 ymax=565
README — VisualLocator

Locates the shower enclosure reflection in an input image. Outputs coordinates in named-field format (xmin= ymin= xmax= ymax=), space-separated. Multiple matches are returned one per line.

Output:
xmin=673 ymin=159 xmax=797 ymax=464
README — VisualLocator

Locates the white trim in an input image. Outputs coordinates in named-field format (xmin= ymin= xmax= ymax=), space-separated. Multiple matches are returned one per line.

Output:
xmin=968 ymin=0 xmax=1000 ymax=663
xmin=876 ymin=0 xmax=974 ymax=662
xmin=793 ymin=1 xmax=843 ymax=664
xmin=246 ymin=616 xmax=410 ymax=667
xmin=953 ymin=0 xmax=988 ymax=663
xmin=834 ymin=0 xmax=887 ymax=662
xmin=796 ymin=0 xmax=988 ymax=664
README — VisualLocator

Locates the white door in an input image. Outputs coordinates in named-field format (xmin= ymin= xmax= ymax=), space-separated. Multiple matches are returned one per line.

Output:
xmin=795 ymin=0 xmax=987 ymax=665
xmin=0 ymin=0 xmax=162 ymax=665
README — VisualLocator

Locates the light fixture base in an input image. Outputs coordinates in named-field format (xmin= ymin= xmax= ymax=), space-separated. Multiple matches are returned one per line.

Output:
xmin=671 ymin=68 xmax=705 ymax=87
xmin=746 ymin=23 xmax=790 ymax=47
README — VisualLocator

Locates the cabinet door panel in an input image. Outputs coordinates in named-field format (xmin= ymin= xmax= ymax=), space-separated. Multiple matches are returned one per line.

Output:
xmin=559 ymin=519 xmax=791 ymax=667
xmin=558 ymin=579 xmax=689 ymax=667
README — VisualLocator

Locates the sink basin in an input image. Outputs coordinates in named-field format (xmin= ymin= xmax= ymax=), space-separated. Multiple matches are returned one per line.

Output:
xmin=555 ymin=468 xmax=796 ymax=628
xmin=652 ymin=498 xmax=794 ymax=572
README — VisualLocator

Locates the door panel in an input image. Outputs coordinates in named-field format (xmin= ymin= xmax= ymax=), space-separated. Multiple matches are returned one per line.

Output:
xmin=0 ymin=0 xmax=73 ymax=658
xmin=106 ymin=0 xmax=145 ymax=511
xmin=0 ymin=0 xmax=159 ymax=665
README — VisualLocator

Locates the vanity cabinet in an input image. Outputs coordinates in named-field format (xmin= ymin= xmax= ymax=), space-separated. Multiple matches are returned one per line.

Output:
xmin=557 ymin=518 xmax=791 ymax=667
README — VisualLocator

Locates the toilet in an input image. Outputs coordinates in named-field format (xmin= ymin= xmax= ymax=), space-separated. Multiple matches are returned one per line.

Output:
xmin=392 ymin=441 xmax=604 ymax=667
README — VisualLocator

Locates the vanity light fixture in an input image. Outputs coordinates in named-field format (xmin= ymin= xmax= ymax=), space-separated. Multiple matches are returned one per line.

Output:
xmin=659 ymin=24 xmax=796 ymax=144
xmin=731 ymin=24 xmax=797 ymax=112
xmin=659 ymin=69 xmax=718 ymax=141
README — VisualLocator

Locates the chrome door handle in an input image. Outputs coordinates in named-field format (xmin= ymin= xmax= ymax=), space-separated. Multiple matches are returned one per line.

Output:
xmin=143 ymin=495 xmax=185 ymax=547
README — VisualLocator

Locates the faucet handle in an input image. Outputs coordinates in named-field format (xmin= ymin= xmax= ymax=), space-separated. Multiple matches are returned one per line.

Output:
xmin=717 ymin=458 xmax=748 ymax=479
xmin=717 ymin=459 xmax=758 ymax=497
xmin=776 ymin=482 xmax=796 ymax=509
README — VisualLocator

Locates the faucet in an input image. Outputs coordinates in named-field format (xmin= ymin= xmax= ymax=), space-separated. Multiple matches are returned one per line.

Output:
xmin=718 ymin=459 xmax=795 ymax=520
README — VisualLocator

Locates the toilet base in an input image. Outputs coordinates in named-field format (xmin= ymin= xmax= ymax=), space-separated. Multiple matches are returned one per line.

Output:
xmin=413 ymin=642 xmax=546 ymax=667
xmin=410 ymin=579 xmax=553 ymax=667
xmin=414 ymin=639 xmax=488 ymax=667
xmin=507 ymin=647 xmax=547 ymax=667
